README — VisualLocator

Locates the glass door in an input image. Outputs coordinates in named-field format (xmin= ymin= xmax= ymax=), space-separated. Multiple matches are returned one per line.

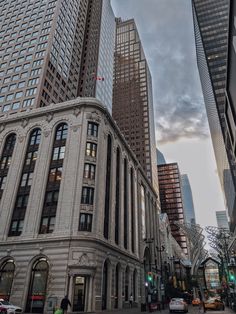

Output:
xmin=73 ymin=276 xmax=86 ymax=312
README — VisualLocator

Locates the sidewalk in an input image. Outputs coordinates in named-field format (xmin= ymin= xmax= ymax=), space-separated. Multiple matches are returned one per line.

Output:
xmin=94 ymin=306 xmax=168 ymax=314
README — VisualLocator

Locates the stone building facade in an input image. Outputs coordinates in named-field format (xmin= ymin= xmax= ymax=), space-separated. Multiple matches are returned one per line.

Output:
xmin=0 ymin=98 xmax=160 ymax=313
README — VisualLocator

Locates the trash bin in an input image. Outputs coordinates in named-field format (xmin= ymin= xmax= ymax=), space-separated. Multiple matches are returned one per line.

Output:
xmin=141 ymin=303 xmax=146 ymax=312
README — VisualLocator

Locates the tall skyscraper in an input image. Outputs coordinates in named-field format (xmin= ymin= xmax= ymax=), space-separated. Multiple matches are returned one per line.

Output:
xmin=192 ymin=0 xmax=236 ymax=231
xmin=181 ymin=174 xmax=196 ymax=225
xmin=216 ymin=210 xmax=229 ymax=230
xmin=112 ymin=18 xmax=158 ymax=191
xmin=157 ymin=148 xmax=166 ymax=166
xmin=0 ymin=0 xmax=115 ymax=113
xmin=158 ymin=163 xmax=188 ymax=255
xmin=78 ymin=0 xmax=115 ymax=112
xmin=226 ymin=0 xmax=236 ymax=229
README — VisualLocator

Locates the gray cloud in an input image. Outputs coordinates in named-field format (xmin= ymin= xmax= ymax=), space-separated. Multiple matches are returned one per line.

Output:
xmin=156 ymin=95 xmax=208 ymax=144
xmin=111 ymin=0 xmax=209 ymax=144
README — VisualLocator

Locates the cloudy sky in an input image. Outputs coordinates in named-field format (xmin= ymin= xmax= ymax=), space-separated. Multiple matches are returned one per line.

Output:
xmin=111 ymin=0 xmax=226 ymax=228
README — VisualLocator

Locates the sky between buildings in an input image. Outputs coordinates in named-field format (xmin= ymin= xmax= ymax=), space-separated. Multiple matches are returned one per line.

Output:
xmin=111 ymin=0 xmax=226 ymax=228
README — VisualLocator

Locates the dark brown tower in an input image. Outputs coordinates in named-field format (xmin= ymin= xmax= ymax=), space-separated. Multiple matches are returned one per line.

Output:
xmin=113 ymin=18 xmax=158 ymax=191
xmin=158 ymin=163 xmax=188 ymax=255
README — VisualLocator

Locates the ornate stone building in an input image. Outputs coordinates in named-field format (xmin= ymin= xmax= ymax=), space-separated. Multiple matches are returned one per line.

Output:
xmin=0 ymin=98 xmax=160 ymax=313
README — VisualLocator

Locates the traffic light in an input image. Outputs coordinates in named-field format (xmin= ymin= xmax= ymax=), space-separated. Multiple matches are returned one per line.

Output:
xmin=147 ymin=272 xmax=153 ymax=282
xmin=229 ymin=270 xmax=235 ymax=282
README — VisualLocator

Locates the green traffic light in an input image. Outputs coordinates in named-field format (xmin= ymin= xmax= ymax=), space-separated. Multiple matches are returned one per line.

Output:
xmin=147 ymin=273 xmax=152 ymax=282
xmin=230 ymin=274 xmax=235 ymax=281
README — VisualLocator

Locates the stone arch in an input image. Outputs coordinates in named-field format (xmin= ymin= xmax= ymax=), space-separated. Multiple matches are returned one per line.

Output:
xmin=25 ymin=256 xmax=49 ymax=313
xmin=0 ymin=258 xmax=15 ymax=300
xmin=124 ymin=265 xmax=130 ymax=302
xmin=101 ymin=258 xmax=111 ymax=310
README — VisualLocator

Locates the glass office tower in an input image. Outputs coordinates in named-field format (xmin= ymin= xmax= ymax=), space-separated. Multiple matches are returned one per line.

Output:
xmin=192 ymin=0 xmax=236 ymax=231
xmin=181 ymin=174 xmax=196 ymax=225
xmin=113 ymin=18 xmax=158 ymax=191
xmin=0 ymin=0 xmax=115 ymax=113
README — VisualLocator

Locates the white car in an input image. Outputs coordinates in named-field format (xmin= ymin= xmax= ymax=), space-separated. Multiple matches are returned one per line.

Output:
xmin=169 ymin=298 xmax=188 ymax=313
xmin=0 ymin=300 xmax=22 ymax=314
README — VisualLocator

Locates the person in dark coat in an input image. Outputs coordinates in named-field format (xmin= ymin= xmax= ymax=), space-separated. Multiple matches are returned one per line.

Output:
xmin=60 ymin=295 xmax=71 ymax=314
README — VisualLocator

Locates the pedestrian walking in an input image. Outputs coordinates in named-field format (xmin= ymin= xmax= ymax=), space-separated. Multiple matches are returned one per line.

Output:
xmin=129 ymin=294 xmax=133 ymax=308
xmin=60 ymin=295 xmax=71 ymax=314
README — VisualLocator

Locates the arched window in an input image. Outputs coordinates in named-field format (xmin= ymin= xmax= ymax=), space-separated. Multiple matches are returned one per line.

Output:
xmin=114 ymin=263 xmax=120 ymax=309
xmin=39 ymin=123 xmax=68 ymax=234
xmin=133 ymin=269 xmax=137 ymax=302
xmin=115 ymin=148 xmax=120 ymax=244
xmin=103 ymin=135 xmax=112 ymax=239
xmin=0 ymin=260 xmax=15 ymax=300
xmin=26 ymin=258 xmax=49 ymax=313
xmin=123 ymin=158 xmax=128 ymax=249
xmin=0 ymin=133 xmax=16 ymax=200
xmin=125 ymin=266 xmax=129 ymax=301
xmin=102 ymin=260 xmax=109 ymax=310
xmin=9 ymin=129 xmax=41 ymax=236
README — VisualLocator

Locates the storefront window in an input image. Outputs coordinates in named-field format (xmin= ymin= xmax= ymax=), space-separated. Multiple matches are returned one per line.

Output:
xmin=26 ymin=258 xmax=49 ymax=313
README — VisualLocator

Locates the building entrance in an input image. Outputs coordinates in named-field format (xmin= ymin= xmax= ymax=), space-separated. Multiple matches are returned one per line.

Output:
xmin=73 ymin=276 xmax=86 ymax=312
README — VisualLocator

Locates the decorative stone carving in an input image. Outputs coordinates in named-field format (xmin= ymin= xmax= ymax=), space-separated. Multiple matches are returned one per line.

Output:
xmin=43 ymin=130 xmax=51 ymax=137
xmin=71 ymin=124 xmax=80 ymax=132
xmin=71 ymin=253 xmax=97 ymax=268
xmin=21 ymin=118 xmax=29 ymax=128
xmin=46 ymin=112 xmax=54 ymax=123
xmin=18 ymin=135 xmax=25 ymax=143
xmin=78 ymin=253 xmax=97 ymax=267
xmin=73 ymin=107 xmax=81 ymax=117
xmin=0 ymin=124 xmax=5 ymax=133
xmin=86 ymin=112 xmax=101 ymax=123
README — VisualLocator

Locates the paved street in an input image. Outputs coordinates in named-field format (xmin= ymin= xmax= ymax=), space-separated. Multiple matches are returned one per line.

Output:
xmin=94 ymin=305 xmax=235 ymax=314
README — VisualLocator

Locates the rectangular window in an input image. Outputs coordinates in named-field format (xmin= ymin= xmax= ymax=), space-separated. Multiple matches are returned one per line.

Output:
xmin=26 ymin=88 xmax=37 ymax=96
xmin=48 ymin=167 xmax=62 ymax=182
xmin=3 ymin=104 xmax=11 ymax=112
xmin=81 ymin=187 xmax=94 ymax=205
xmin=23 ymin=98 xmax=34 ymax=107
xmin=39 ymin=216 xmax=55 ymax=234
xmin=31 ymin=68 xmax=41 ymax=76
xmin=9 ymin=84 xmax=17 ymax=91
xmin=25 ymin=151 xmax=38 ymax=166
xmin=15 ymin=91 xmax=23 ymax=99
xmin=33 ymin=59 xmax=43 ymax=67
xmin=0 ymin=176 xmax=7 ymax=190
xmin=6 ymin=94 xmax=14 ymax=101
xmin=52 ymin=146 xmax=65 ymax=160
xmin=9 ymin=219 xmax=24 ymax=236
xmin=28 ymin=78 xmax=39 ymax=86
xmin=87 ymin=122 xmax=98 ymax=137
xmin=12 ymin=102 xmax=20 ymax=110
xmin=79 ymin=213 xmax=92 ymax=231
xmin=86 ymin=142 xmax=97 ymax=158
xmin=20 ymin=172 xmax=33 ymax=187
xmin=83 ymin=163 xmax=96 ymax=180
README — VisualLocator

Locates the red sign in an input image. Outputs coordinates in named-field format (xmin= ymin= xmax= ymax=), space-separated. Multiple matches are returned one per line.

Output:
xmin=30 ymin=296 xmax=44 ymax=301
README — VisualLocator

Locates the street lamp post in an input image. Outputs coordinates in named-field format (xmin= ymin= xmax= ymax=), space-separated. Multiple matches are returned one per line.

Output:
xmin=156 ymin=245 xmax=165 ymax=308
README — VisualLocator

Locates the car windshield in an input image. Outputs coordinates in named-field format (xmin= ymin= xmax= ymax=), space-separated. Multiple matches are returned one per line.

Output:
xmin=1 ymin=301 xmax=11 ymax=305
